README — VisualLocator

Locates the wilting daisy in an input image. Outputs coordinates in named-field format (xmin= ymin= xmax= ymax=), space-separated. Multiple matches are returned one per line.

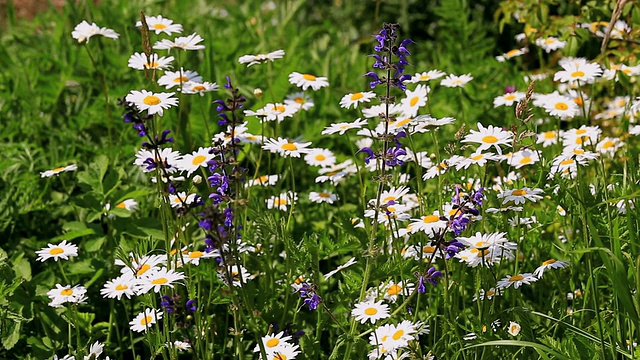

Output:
xmin=176 ymin=147 xmax=213 ymax=176
xmin=534 ymin=259 xmax=569 ymax=278
xmin=127 ymin=52 xmax=174 ymax=70
xmin=136 ymin=15 xmax=183 ymax=35
xmin=218 ymin=264 xmax=255 ymax=287
xmin=126 ymin=90 xmax=178 ymax=116
xmin=71 ymin=20 xmax=119 ymax=43
xmin=399 ymin=84 xmax=429 ymax=118
xmin=238 ymin=49 xmax=285 ymax=66
xmin=496 ymin=273 xmax=538 ymax=290
xmin=36 ymin=240 xmax=78 ymax=262
xmin=85 ymin=341 xmax=104 ymax=360
xmin=339 ymin=91 xmax=376 ymax=109
xmin=323 ymin=257 xmax=357 ymax=280
xmin=157 ymin=68 xmax=202 ymax=89
xmin=40 ymin=164 xmax=77 ymax=178
xmin=535 ymin=37 xmax=566 ymax=53
xmin=441 ymin=73 xmax=473 ymax=88
xmin=284 ymin=92 xmax=314 ymax=111
xmin=493 ymin=91 xmax=525 ymax=107
xmin=266 ymin=191 xmax=298 ymax=211
xmin=100 ymin=273 xmax=138 ymax=300
xmin=507 ymin=321 xmax=522 ymax=336
xmin=288 ymin=72 xmax=329 ymax=91
xmin=554 ymin=58 xmax=602 ymax=84
xmin=181 ymin=81 xmax=219 ymax=96
xmin=168 ymin=340 xmax=191 ymax=351
xmin=461 ymin=123 xmax=513 ymax=155
xmin=496 ymin=47 xmax=528 ymax=62
xmin=262 ymin=137 xmax=312 ymax=158
xmin=304 ymin=148 xmax=336 ymax=167
xmin=408 ymin=69 xmax=446 ymax=83
xmin=474 ymin=287 xmax=498 ymax=301
xmin=137 ymin=268 xmax=186 ymax=294
xmin=322 ymin=118 xmax=368 ymax=135
xmin=309 ymin=190 xmax=338 ymax=204
xmin=497 ymin=187 xmax=544 ymax=205
xmin=47 ymin=284 xmax=87 ymax=307
xmin=351 ymin=300 xmax=390 ymax=324
xmin=130 ymin=308 xmax=162 ymax=333
xmin=153 ymin=33 xmax=205 ymax=51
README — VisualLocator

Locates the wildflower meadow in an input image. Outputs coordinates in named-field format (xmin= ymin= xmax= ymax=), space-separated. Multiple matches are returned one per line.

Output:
xmin=2 ymin=0 xmax=640 ymax=359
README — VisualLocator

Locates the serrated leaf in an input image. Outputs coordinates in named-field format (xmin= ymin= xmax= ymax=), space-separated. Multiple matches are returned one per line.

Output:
xmin=12 ymin=258 xmax=31 ymax=281
xmin=1 ymin=320 xmax=21 ymax=350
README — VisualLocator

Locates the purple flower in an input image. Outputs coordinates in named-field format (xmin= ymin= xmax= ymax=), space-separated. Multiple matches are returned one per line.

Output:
xmin=298 ymin=283 xmax=321 ymax=311
xmin=415 ymin=266 xmax=443 ymax=293
xmin=186 ymin=299 xmax=197 ymax=311
xmin=357 ymin=147 xmax=376 ymax=164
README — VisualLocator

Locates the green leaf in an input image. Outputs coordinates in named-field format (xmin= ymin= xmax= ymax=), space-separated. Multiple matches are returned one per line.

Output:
xmin=84 ymin=237 xmax=107 ymax=253
xmin=109 ymin=207 xmax=132 ymax=218
xmin=12 ymin=257 xmax=31 ymax=281
xmin=1 ymin=320 xmax=21 ymax=350
xmin=49 ymin=228 xmax=96 ymax=243
xmin=463 ymin=340 xmax=570 ymax=359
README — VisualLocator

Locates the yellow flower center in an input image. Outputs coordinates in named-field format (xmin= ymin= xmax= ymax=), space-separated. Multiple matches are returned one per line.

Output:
xmin=576 ymin=129 xmax=587 ymax=135
xmin=319 ymin=192 xmax=331 ymax=198
xmin=151 ymin=277 xmax=168 ymax=285
xmin=273 ymin=199 xmax=285 ymax=206
xmin=387 ymin=284 xmax=402 ymax=295
xmin=192 ymin=85 xmax=206 ymax=91
xmin=153 ymin=24 xmax=167 ymax=30
xmin=509 ymin=275 xmax=524 ymax=282
xmin=146 ymin=61 xmax=160 ymax=69
xmin=506 ymin=49 xmax=520 ymax=57
xmin=481 ymin=135 xmax=498 ymax=143
xmin=137 ymin=264 xmax=151 ymax=276
xmin=49 ymin=247 xmax=64 ymax=255
xmin=574 ymin=97 xmax=583 ymax=106
xmin=395 ymin=118 xmax=411 ymax=127
xmin=542 ymin=259 xmax=556 ymax=266
xmin=392 ymin=329 xmax=404 ymax=340
xmin=173 ymin=76 xmax=189 ymax=83
xmin=266 ymin=338 xmax=280 ymax=348
xmin=281 ymin=143 xmax=298 ymax=151
xmin=115 ymin=284 xmax=128 ymax=291
xmin=477 ymin=249 xmax=490 ymax=257
xmin=475 ymin=241 xmax=488 ymax=248
xmin=364 ymin=307 xmax=378 ymax=316
xmin=602 ymin=141 xmax=615 ymax=149
xmin=545 ymin=38 xmax=555 ymax=44
xmin=382 ymin=196 xmax=396 ymax=203
xmin=303 ymin=74 xmax=317 ymax=81
xmin=141 ymin=315 xmax=153 ymax=325
xmin=315 ymin=154 xmax=326 ymax=161
xmin=273 ymin=105 xmax=286 ymax=112
xmin=571 ymin=71 xmax=585 ymax=78
xmin=487 ymin=290 xmax=495 ymax=296
xmin=512 ymin=189 xmax=527 ymax=196
xmin=143 ymin=95 xmax=161 ymax=106
xmin=410 ymin=96 xmax=420 ymax=107
xmin=192 ymin=155 xmax=206 ymax=165
xmin=555 ymin=102 xmax=568 ymax=110
xmin=471 ymin=154 xmax=484 ymax=161
xmin=116 ymin=202 xmax=127 ymax=209
xmin=504 ymin=94 xmax=516 ymax=101
xmin=52 ymin=167 xmax=66 ymax=173
xmin=294 ymin=97 xmax=304 ymax=104
xmin=423 ymin=215 xmax=440 ymax=223
xmin=544 ymin=131 xmax=555 ymax=139
xmin=257 ymin=175 xmax=268 ymax=184
xmin=60 ymin=289 xmax=73 ymax=296
xmin=420 ymin=75 xmax=431 ymax=80
xmin=560 ymin=159 xmax=574 ymax=166
xmin=350 ymin=92 xmax=364 ymax=101
xmin=273 ymin=354 xmax=287 ymax=360
xmin=423 ymin=246 xmax=435 ymax=253
xmin=519 ymin=157 xmax=532 ymax=164
xmin=189 ymin=251 xmax=203 ymax=259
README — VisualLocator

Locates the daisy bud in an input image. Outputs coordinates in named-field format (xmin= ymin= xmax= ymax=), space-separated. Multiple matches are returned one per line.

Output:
xmin=193 ymin=175 xmax=202 ymax=184
xmin=253 ymin=88 xmax=263 ymax=98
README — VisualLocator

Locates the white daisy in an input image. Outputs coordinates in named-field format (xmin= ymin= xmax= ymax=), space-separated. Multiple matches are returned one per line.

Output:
xmin=127 ymin=52 xmax=174 ymax=70
xmin=399 ymin=84 xmax=429 ymax=118
xmin=304 ymin=148 xmax=336 ymax=167
xmin=288 ymin=72 xmax=329 ymax=91
xmin=284 ymin=92 xmax=314 ymax=111
xmin=100 ymin=274 xmax=138 ymax=300
xmin=137 ymin=268 xmax=186 ymax=294
xmin=262 ymin=137 xmax=312 ymax=158
xmin=351 ymin=300 xmax=390 ymax=324
xmin=407 ymin=69 xmax=446 ymax=83
xmin=321 ymin=118 xmax=368 ymax=135
xmin=493 ymin=91 xmax=525 ymax=107
xmin=157 ymin=68 xmax=202 ymax=89
xmin=181 ymin=81 xmax=219 ymax=96
xmin=266 ymin=191 xmax=298 ymax=211
xmin=496 ymin=273 xmax=538 ymax=290
xmin=323 ymin=257 xmax=357 ymax=280
xmin=534 ymin=259 xmax=569 ymax=278
xmin=47 ymin=284 xmax=87 ymax=307
xmin=136 ymin=15 xmax=183 ymax=35
xmin=238 ymin=49 xmax=285 ymax=66
xmin=40 ymin=164 xmax=77 ymax=178
xmin=125 ymin=90 xmax=178 ymax=116
xmin=36 ymin=240 xmax=78 ymax=262
xmin=176 ymin=147 xmax=213 ymax=176
xmin=497 ymin=187 xmax=544 ymax=205
xmin=496 ymin=47 xmax=528 ymax=62
xmin=71 ymin=20 xmax=119 ymax=43
xmin=535 ymin=37 xmax=566 ymax=53
xmin=153 ymin=33 xmax=205 ymax=51
xmin=339 ymin=91 xmax=377 ymax=109
xmin=440 ymin=73 xmax=473 ymax=88
xmin=461 ymin=123 xmax=513 ymax=155
xmin=245 ymin=174 xmax=279 ymax=187
xmin=129 ymin=308 xmax=162 ymax=333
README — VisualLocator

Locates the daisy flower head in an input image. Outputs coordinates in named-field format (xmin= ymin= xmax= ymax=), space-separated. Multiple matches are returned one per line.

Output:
xmin=409 ymin=211 xmax=448 ymax=237
xmin=36 ymin=240 xmax=78 ymax=262
xmin=381 ymin=280 xmax=414 ymax=303
xmin=408 ymin=69 xmax=446 ymax=83
xmin=245 ymin=103 xmax=298 ymax=122
xmin=127 ymin=52 xmax=174 ymax=71
xmin=266 ymin=191 xmax=298 ymax=211
xmin=136 ymin=15 xmax=183 ymax=35
xmin=253 ymin=331 xmax=293 ymax=354
xmin=137 ymin=268 xmax=186 ymax=294
xmin=540 ymin=93 xmax=579 ymax=119
xmin=596 ymin=137 xmax=625 ymax=156
xmin=262 ymin=137 xmax=312 ymax=158
xmin=507 ymin=149 xmax=540 ymax=169
xmin=474 ymin=287 xmax=498 ymax=301
xmin=534 ymin=259 xmax=569 ymax=278
xmin=40 ymin=164 xmax=77 ymax=178
xmin=245 ymin=174 xmax=279 ymax=187
xmin=71 ymin=20 xmax=119 ymax=43
xmin=126 ymin=90 xmax=178 ymax=116
xmin=167 ymin=192 xmax=199 ymax=208
xmin=47 ymin=284 xmax=87 ymax=307
xmin=284 ymin=92 xmax=314 ymax=111
xmin=263 ymin=343 xmax=301 ymax=360
xmin=238 ymin=49 xmax=285 ymax=66
xmin=323 ymin=257 xmax=357 ymax=280
xmin=497 ymin=187 xmax=544 ymax=205
xmin=129 ymin=308 xmax=162 ymax=333
xmin=157 ymin=68 xmax=202 ymax=89
xmin=304 ymin=148 xmax=336 ymax=167
xmin=134 ymin=147 xmax=182 ymax=174
xmin=176 ymin=147 xmax=213 ymax=176
xmin=100 ymin=273 xmax=138 ymax=300
xmin=496 ymin=47 xmax=528 ymax=62
xmin=536 ymin=130 xmax=560 ymax=147
xmin=153 ymin=33 xmax=205 ymax=51
xmin=461 ymin=123 xmax=513 ymax=155
xmin=184 ymin=249 xmax=219 ymax=266
xmin=218 ymin=264 xmax=255 ymax=287
xmin=554 ymin=58 xmax=602 ymax=84
xmin=455 ymin=152 xmax=499 ymax=170
xmin=535 ymin=37 xmax=566 ymax=53
xmin=440 ymin=73 xmax=473 ymax=88
xmin=322 ymin=118 xmax=368 ymax=135
xmin=85 ymin=341 xmax=104 ymax=360
xmin=339 ymin=91 xmax=377 ymax=109
xmin=351 ymin=300 xmax=390 ymax=324
xmin=496 ymin=273 xmax=538 ymax=290
xmin=181 ymin=81 xmax=219 ymax=96
xmin=507 ymin=321 xmax=522 ymax=336
xmin=288 ymin=72 xmax=329 ymax=91
xmin=309 ymin=190 xmax=338 ymax=204
xmin=399 ymin=84 xmax=430 ymax=118
xmin=493 ymin=91 xmax=525 ymax=108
